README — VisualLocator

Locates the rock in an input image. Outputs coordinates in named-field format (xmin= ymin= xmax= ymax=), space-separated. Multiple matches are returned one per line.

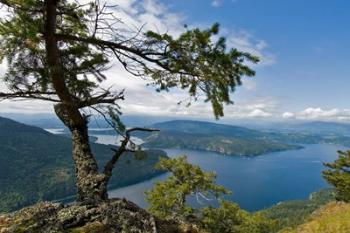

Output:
xmin=0 ymin=199 xmax=206 ymax=233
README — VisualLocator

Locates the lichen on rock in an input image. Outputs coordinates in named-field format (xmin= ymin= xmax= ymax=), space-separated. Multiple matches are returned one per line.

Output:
xmin=0 ymin=199 xmax=205 ymax=233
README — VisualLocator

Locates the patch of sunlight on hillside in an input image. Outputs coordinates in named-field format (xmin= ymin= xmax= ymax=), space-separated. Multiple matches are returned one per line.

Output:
xmin=279 ymin=201 xmax=350 ymax=233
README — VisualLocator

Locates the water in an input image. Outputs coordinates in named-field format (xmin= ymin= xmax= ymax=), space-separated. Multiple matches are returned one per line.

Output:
xmin=46 ymin=130 xmax=346 ymax=211
xmin=109 ymin=144 xmax=347 ymax=211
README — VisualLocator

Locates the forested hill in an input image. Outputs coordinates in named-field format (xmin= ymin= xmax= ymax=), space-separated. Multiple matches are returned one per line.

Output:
xmin=0 ymin=116 xmax=167 ymax=213
xmin=152 ymin=120 xmax=267 ymax=138
xmin=138 ymin=120 xmax=302 ymax=156
xmin=135 ymin=120 xmax=350 ymax=156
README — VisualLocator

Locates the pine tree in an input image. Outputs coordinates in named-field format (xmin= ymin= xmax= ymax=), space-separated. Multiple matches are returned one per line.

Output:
xmin=0 ymin=0 xmax=258 ymax=204
xmin=146 ymin=156 xmax=230 ymax=219
xmin=323 ymin=150 xmax=350 ymax=202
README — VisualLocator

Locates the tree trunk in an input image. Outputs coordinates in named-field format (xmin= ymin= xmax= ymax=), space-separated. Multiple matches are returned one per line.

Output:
xmin=70 ymin=127 xmax=108 ymax=203
xmin=55 ymin=104 xmax=108 ymax=203
xmin=44 ymin=0 xmax=108 ymax=203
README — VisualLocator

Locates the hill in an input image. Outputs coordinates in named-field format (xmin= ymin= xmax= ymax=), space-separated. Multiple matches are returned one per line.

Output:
xmin=130 ymin=120 xmax=350 ymax=156
xmin=291 ymin=121 xmax=350 ymax=136
xmin=0 ymin=116 xmax=167 ymax=213
xmin=137 ymin=120 xmax=302 ymax=156
xmin=279 ymin=201 xmax=350 ymax=233
xmin=259 ymin=189 xmax=335 ymax=232
xmin=243 ymin=120 xmax=350 ymax=136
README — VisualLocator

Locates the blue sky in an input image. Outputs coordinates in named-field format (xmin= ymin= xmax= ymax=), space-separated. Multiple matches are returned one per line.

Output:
xmin=0 ymin=0 xmax=349 ymax=122
xmin=159 ymin=0 xmax=350 ymax=121
xmin=165 ymin=0 xmax=350 ymax=110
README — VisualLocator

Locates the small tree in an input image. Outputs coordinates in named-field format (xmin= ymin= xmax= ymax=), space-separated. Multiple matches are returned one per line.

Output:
xmin=0 ymin=0 xmax=258 ymax=204
xmin=202 ymin=201 xmax=274 ymax=233
xmin=146 ymin=156 xmax=274 ymax=233
xmin=323 ymin=150 xmax=350 ymax=202
xmin=145 ymin=156 xmax=230 ymax=219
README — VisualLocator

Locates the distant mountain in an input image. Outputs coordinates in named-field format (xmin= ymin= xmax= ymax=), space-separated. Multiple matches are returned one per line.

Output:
xmin=240 ymin=120 xmax=350 ymax=136
xmin=152 ymin=120 xmax=266 ymax=138
xmin=288 ymin=121 xmax=350 ymax=135
xmin=138 ymin=120 xmax=303 ymax=156
xmin=0 ymin=116 xmax=166 ymax=212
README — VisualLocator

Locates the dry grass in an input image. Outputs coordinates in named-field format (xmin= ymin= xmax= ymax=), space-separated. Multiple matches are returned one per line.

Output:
xmin=279 ymin=201 xmax=350 ymax=233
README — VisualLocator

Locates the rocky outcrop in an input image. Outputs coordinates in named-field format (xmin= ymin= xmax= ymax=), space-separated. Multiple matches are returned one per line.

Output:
xmin=0 ymin=199 xmax=206 ymax=233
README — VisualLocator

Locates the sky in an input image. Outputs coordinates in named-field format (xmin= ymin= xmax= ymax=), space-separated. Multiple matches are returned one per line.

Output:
xmin=0 ymin=0 xmax=350 ymax=122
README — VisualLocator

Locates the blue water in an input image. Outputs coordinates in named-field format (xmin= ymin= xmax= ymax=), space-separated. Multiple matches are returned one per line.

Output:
xmin=109 ymin=144 xmax=346 ymax=211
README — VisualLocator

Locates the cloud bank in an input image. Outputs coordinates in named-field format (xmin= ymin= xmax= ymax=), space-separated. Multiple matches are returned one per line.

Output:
xmin=282 ymin=108 xmax=350 ymax=122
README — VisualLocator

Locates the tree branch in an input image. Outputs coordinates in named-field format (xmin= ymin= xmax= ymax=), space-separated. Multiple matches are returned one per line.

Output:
xmin=0 ymin=91 xmax=59 ymax=102
xmin=102 ymin=127 xmax=159 ymax=180
xmin=78 ymin=89 xmax=124 ymax=108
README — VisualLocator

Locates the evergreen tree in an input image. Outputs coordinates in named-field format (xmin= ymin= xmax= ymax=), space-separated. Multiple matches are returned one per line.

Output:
xmin=146 ymin=156 xmax=275 ymax=233
xmin=202 ymin=200 xmax=274 ymax=233
xmin=146 ymin=156 xmax=230 ymax=219
xmin=323 ymin=150 xmax=350 ymax=202
xmin=0 ymin=0 xmax=258 ymax=204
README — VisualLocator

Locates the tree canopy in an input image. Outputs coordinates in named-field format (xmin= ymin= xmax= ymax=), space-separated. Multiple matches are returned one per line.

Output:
xmin=0 ymin=0 xmax=258 ymax=119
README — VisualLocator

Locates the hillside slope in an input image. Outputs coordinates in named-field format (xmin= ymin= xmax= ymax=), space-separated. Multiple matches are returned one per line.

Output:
xmin=259 ymin=189 xmax=335 ymax=232
xmin=0 ymin=116 xmax=166 ymax=212
xmin=279 ymin=201 xmax=350 ymax=233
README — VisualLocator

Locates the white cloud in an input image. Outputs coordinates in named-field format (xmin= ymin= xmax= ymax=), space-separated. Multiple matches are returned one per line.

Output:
xmin=225 ymin=30 xmax=276 ymax=66
xmin=247 ymin=109 xmax=271 ymax=118
xmin=242 ymin=79 xmax=257 ymax=91
xmin=282 ymin=112 xmax=295 ymax=119
xmin=282 ymin=108 xmax=350 ymax=122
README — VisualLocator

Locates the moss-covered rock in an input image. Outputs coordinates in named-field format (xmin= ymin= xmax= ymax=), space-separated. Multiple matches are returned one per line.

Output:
xmin=0 ymin=199 xmax=205 ymax=233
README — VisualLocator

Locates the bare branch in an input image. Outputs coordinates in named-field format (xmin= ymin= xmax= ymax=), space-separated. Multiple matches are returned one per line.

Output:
xmin=102 ymin=127 xmax=159 ymax=181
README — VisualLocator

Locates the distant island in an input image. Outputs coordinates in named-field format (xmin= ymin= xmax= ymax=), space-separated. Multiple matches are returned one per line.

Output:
xmin=134 ymin=120 xmax=302 ymax=156
xmin=132 ymin=120 xmax=350 ymax=156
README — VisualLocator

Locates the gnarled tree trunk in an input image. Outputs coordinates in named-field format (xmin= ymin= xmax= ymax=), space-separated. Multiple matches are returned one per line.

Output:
xmin=45 ymin=0 xmax=108 ymax=204
xmin=54 ymin=104 xmax=108 ymax=203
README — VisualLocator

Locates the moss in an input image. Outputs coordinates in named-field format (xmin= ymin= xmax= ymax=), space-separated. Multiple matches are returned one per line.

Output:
xmin=68 ymin=221 xmax=111 ymax=233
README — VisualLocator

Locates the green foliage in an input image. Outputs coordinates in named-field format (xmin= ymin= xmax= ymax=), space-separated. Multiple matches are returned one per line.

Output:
xmin=258 ymin=189 xmax=335 ymax=232
xmin=145 ymin=24 xmax=259 ymax=118
xmin=201 ymin=200 xmax=275 ymax=233
xmin=146 ymin=156 xmax=230 ymax=219
xmin=323 ymin=150 xmax=350 ymax=202
xmin=146 ymin=156 xmax=274 ymax=233
xmin=0 ymin=0 xmax=108 ymax=97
